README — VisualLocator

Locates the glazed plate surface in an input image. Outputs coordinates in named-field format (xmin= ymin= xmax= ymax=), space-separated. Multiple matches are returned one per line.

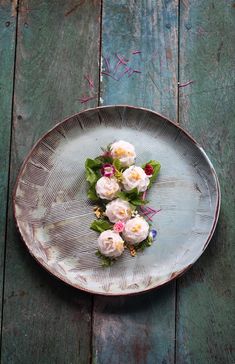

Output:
xmin=13 ymin=106 xmax=220 ymax=295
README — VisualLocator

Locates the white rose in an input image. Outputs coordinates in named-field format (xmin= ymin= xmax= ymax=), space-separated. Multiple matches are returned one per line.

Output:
xmin=105 ymin=198 xmax=132 ymax=223
xmin=122 ymin=166 xmax=150 ymax=192
xmin=95 ymin=177 xmax=120 ymax=200
xmin=122 ymin=217 xmax=149 ymax=245
xmin=98 ymin=230 xmax=124 ymax=257
xmin=110 ymin=140 xmax=136 ymax=167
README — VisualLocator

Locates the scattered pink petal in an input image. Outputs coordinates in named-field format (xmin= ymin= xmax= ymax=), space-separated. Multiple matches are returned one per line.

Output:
xmin=101 ymin=71 xmax=119 ymax=81
xmin=103 ymin=56 xmax=111 ymax=73
xmin=128 ymin=69 xmax=135 ymax=77
xmin=117 ymin=66 xmax=131 ymax=80
xmin=84 ymin=75 xmax=94 ymax=90
xmin=116 ymin=54 xmax=129 ymax=65
xmin=79 ymin=95 xmax=96 ymax=104
xmin=113 ymin=60 xmax=122 ymax=75
xmin=142 ymin=191 xmax=147 ymax=200
xmin=140 ymin=206 xmax=161 ymax=222
xmin=178 ymin=80 xmax=194 ymax=87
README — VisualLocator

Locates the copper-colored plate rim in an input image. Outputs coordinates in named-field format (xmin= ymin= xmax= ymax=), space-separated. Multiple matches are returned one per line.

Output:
xmin=13 ymin=105 xmax=221 ymax=296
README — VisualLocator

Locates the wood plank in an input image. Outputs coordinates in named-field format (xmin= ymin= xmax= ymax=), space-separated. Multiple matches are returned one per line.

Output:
xmin=93 ymin=1 xmax=179 ymax=363
xmin=1 ymin=1 xmax=101 ymax=362
xmin=0 ymin=0 xmax=17 ymax=326
xmin=100 ymin=0 xmax=178 ymax=121
xmin=177 ymin=1 xmax=235 ymax=363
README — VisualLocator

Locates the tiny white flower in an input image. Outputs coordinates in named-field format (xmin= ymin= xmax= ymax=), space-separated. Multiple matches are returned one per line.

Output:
xmin=122 ymin=216 xmax=149 ymax=245
xmin=122 ymin=166 xmax=150 ymax=192
xmin=98 ymin=230 xmax=124 ymax=257
xmin=110 ymin=140 xmax=136 ymax=167
xmin=95 ymin=177 xmax=120 ymax=200
xmin=105 ymin=198 xmax=132 ymax=223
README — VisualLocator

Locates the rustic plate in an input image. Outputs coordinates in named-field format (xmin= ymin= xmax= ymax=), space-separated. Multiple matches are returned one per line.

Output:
xmin=13 ymin=105 xmax=220 ymax=295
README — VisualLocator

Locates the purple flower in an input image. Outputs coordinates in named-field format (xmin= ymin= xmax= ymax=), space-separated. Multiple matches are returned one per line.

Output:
xmin=149 ymin=229 xmax=157 ymax=240
xmin=101 ymin=163 xmax=116 ymax=178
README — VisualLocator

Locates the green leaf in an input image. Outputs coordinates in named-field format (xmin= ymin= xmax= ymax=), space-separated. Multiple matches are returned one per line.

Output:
xmin=90 ymin=219 xmax=112 ymax=233
xmin=116 ymin=191 xmax=129 ymax=201
xmin=95 ymin=250 xmax=115 ymax=267
xmin=143 ymin=160 xmax=161 ymax=187
xmin=86 ymin=167 xmax=99 ymax=185
xmin=96 ymin=155 xmax=113 ymax=164
xmin=113 ymin=158 xmax=122 ymax=171
xmin=85 ymin=158 xmax=101 ymax=187
xmin=131 ymin=198 xmax=149 ymax=206
xmin=87 ymin=186 xmax=99 ymax=201
xmin=136 ymin=235 xmax=153 ymax=252
xmin=117 ymin=188 xmax=147 ymax=206
xmin=85 ymin=158 xmax=102 ymax=169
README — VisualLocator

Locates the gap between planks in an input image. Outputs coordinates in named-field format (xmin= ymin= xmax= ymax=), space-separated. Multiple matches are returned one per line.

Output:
xmin=0 ymin=0 xmax=19 ymax=356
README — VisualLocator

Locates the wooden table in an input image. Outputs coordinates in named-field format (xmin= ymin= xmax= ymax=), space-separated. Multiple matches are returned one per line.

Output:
xmin=0 ymin=1 xmax=234 ymax=363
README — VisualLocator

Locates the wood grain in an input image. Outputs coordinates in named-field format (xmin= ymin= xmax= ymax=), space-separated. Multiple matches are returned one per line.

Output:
xmin=177 ymin=1 xmax=235 ymax=363
xmin=100 ymin=0 xmax=178 ymax=121
xmin=0 ymin=0 xmax=17 ymax=329
xmin=93 ymin=1 xmax=178 ymax=363
xmin=1 ymin=0 xmax=101 ymax=362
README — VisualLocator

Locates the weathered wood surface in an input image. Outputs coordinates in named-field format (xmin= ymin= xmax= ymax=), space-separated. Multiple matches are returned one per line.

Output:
xmin=1 ymin=1 xmax=101 ymax=363
xmin=100 ymin=0 xmax=178 ymax=121
xmin=1 ymin=0 xmax=234 ymax=363
xmin=92 ymin=1 xmax=178 ymax=363
xmin=177 ymin=1 xmax=235 ymax=363
xmin=0 ymin=0 xmax=17 ymax=328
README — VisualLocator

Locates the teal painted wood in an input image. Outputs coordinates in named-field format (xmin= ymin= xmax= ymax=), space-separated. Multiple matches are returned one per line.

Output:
xmin=1 ymin=1 xmax=101 ymax=362
xmin=177 ymin=1 xmax=235 ymax=363
xmin=93 ymin=1 xmax=178 ymax=363
xmin=100 ymin=0 xmax=178 ymax=121
xmin=0 ymin=0 xmax=17 ymax=328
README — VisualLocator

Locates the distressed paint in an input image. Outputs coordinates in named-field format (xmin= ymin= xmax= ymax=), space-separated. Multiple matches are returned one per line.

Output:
xmin=93 ymin=1 xmax=178 ymax=363
xmin=0 ymin=0 xmax=233 ymax=362
xmin=1 ymin=0 xmax=101 ymax=362
xmin=0 ymin=0 xmax=17 ymax=329
xmin=100 ymin=0 xmax=179 ymax=121
xmin=177 ymin=1 xmax=235 ymax=363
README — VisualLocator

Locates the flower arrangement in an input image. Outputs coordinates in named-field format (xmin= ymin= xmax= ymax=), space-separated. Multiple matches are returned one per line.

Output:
xmin=85 ymin=140 xmax=161 ymax=267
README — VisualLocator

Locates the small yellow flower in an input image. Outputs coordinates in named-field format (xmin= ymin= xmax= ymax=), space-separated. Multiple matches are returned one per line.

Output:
xmin=129 ymin=246 xmax=136 ymax=257
xmin=93 ymin=206 xmax=103 ymax=219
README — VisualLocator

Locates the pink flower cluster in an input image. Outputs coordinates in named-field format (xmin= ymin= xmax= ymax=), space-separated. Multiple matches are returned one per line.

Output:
xmin=101 ymin=163 xmax=115 ymax=178
xmin=113 ymin=221 xmax=125 ymax=233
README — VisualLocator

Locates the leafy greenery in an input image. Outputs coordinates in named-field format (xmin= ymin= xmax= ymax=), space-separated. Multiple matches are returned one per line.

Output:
xmin=136 ymin=235 xmax=153 ymax=251
xmin=95 ymin=155 xmax=113 ymax=164
xmin=142 ymin=160 xmax=160 ymax=186
xmin=114 ymin=170 xmax=123 ymax=182
xmin=95 ymin=250 xmax=115 ymax=267
xmin=113 ymin=158 xmax=122 ymax=171
xmin=85 ymin=158 xmax=102 ymax=184
xmin=142 ymin=160 xmax=161 ymax=188
xmin=101 ymin=143 xmax=112 ymax=153
xmin=117 ymin=188 xmax=149 ymax=206
xmin=90 ymin=219 xmax=113 ymax=233
xmin=87 ymin=185 xmax=99 ymax=201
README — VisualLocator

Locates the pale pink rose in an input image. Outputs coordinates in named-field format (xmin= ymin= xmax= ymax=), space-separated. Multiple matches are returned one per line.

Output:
xmin=113 ymin=221 xmax=125 ymax=233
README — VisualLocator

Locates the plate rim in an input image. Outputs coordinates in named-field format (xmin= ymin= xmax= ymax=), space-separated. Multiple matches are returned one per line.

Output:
xmin=12 ymin=105 xmax=221 ymax=296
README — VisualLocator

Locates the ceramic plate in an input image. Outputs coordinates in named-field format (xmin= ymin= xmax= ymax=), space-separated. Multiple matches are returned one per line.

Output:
xmin=13 ymin=105 xmax=220 ymax=295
